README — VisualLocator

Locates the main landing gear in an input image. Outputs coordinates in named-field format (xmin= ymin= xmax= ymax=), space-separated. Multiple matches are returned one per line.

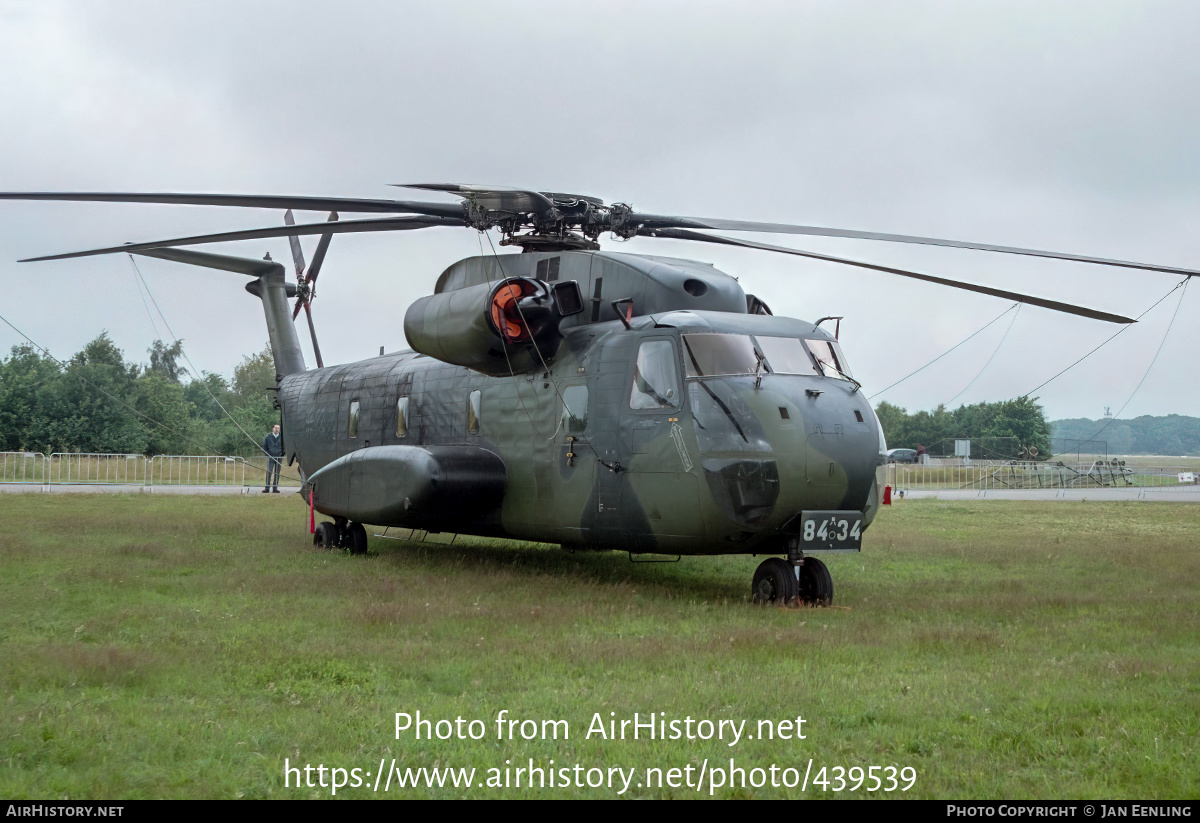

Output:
xmin=752 ymin=552 xmax=833 ymax=607
xmin=313 ymin=517 xmax=368 ymax=555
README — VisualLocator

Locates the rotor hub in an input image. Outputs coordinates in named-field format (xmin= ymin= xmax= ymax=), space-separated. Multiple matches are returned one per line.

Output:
xmin=500 ymin=232 xmax=600 ymax=253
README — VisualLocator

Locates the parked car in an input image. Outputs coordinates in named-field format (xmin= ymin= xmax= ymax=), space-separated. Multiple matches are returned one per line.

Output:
xmin=887 ymin=448 xmax=918 ymax=464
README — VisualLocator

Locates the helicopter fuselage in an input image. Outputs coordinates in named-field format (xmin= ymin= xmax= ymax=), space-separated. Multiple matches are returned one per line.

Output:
xmin=280 ymin=251 xmax=885 ymax=556
xmin=4 ymin=183 xmax=1167 ymax=600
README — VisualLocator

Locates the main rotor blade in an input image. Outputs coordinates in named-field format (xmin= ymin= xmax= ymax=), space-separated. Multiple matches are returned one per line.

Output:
xmin=20 ymin=215 xmax=464 ymax=262
xmin=395 ymin=184 xmax=559 ymax=216
xmin=0 ymin=191 xmax=465 ymax=218
xmin=650 ymin=228 xmax=1136 ymax=324
xmin=634 ymin=214 xmax=1200 ymax=279
xmin=130 ymin=247 xmax=285 ymax=278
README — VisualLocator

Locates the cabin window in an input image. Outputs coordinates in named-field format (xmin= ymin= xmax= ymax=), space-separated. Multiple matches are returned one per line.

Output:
xmin=535 ymin=256 xmax=561 ymax=281
xmin=682 ymin=334 xmax=759 ymax=377
xmin=561 ymin=385 xmax=588 ymax=434
xmin=468 ymin=390 xmax=481 ymax=434
xmin=755 ymin=336 xmax=819 ymax=376
xmin=804 ymin=339 xmax=854 ymax=381
xmin=590 ymin=277 xmax=603 ymax=322
xmin=396 ymin=397 xmax=409 ymax=437
xmin=348 ymin=400 xmax=360 ymax=438
xmin=630 ymin=339 xmax=680 ymax=410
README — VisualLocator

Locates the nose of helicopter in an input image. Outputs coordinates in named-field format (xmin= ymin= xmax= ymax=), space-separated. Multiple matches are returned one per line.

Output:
xmin=780 ymin=379 xmax=880 ymax=514
xmin=693 ymin=375 xmax=881 ymax=538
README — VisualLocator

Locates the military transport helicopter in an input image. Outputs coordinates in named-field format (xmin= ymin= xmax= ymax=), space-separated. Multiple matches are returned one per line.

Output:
xmin=4 ymin=185 xmax=1196 ymax=606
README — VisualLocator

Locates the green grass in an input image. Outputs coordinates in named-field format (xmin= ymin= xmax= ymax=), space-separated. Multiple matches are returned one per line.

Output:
xmin=1 ymin=495 xmax=1197 ymax=799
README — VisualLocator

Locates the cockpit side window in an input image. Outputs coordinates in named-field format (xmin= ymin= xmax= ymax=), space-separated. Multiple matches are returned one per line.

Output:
xmin=562 ymin=385 xmax=588 ymax=433
xmin=468 ymin=390 xmax=481 ymax=434
xmin=805 ymin=339 xmax=854 ymax=381
xmin=396 ymin=397 xmax=409 ymax=437
xmin=630 ymin=339 xmax=680 ymax=410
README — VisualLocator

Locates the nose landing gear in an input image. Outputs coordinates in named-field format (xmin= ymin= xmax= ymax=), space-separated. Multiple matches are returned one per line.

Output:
xmin=752 ymin=550 xmax=833 ymax=607
xmin=796 ymin=556 xmax=833 ymax=607
xmin=752 ymin=557 xmax=797 ymax=605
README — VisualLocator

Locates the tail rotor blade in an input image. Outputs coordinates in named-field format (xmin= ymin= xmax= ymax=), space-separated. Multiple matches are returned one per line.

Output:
xmin=284 ymin=209 xmax=306 ymax=277
xmin=306 ymin=212 xmax=339 ymax=287
xmin=287 ymin=209 xmax=307 ymax=321
xmin=303 ymin=300 xmax=324 ymax=369
xmin=292 ymin=211 xmax=338 ymax=331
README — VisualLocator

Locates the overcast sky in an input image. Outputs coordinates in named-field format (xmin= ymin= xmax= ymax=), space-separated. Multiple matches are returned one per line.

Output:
xmin=1 ymin=0 xmax=1197 ymax=425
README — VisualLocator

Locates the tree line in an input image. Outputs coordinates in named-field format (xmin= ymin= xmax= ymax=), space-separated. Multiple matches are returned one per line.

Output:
xmin=1051 ymin=415 xmax=1200 ymax=456
xmin=874 ymin=396 xmax=1054 ymax=459
xmin=12 ymin=335 xmax=1184 ymax=459
xmin=0 ymin=335 xmax=277 ymax=457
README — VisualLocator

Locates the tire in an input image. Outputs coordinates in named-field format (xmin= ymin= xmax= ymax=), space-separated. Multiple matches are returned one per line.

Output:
xmin=797 ymin=556 xmax=833 ymax=606
xmin=347 ymin=522 xmax=368 ymax=555
xmin=752 ymin=557 xmax=798 ymax=605
xmin=314 ymin=521 xmax=337 ymax=550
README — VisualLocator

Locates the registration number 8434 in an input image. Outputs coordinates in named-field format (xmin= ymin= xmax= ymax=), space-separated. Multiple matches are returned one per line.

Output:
xmin=799 ymin=510 xmax=863 ymax=551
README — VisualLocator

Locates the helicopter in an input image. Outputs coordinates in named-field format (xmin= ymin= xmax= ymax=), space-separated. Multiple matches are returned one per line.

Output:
xmin=4 ymin=184 xmax=1196 ymax=607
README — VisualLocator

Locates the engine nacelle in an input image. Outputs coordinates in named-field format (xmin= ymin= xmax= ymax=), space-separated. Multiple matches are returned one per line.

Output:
xmin=403 ymin=277 xmax=583 ymax=376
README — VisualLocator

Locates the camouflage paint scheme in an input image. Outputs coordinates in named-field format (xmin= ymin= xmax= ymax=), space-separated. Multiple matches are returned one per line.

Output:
xmin=278 ymin=249 xmax=884 ymax=556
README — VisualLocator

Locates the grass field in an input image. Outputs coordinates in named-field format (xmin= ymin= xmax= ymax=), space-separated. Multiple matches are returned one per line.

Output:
xmin=1 ymin=494 xmax=1197 ymax=799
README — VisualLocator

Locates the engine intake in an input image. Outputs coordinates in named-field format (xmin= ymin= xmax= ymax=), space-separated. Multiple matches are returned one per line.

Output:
xmin=404 ymin=277 xmax=582 ymax=376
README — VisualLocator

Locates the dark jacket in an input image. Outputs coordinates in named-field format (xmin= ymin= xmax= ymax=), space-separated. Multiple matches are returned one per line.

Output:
xmin=263 ymin=432 xmax=283 ymax=457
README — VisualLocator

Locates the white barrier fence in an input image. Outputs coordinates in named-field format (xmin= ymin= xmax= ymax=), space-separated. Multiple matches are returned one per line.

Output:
xmin=1 ymin=452 xmax=299 ymax=488
xmin=1 ymin=452 xmax=46 ymax=484
xmin=4 ymin=451 xmax=1194 ymax=495
xmin=886 ymin=459 xmax=1200 ymax=493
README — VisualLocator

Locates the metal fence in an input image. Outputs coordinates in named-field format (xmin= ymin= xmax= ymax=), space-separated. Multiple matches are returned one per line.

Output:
xmin=925 ymin=438 xmax=1114 ymax=463
xmin=0 ymin=452 xmax=299 ymax=488
xmin=148 ymin=455 xmax=249 ymax=486
xmin=6 ymin=450 xmax=1195 ymax=495
xmin=1 ymin=452 xmax=47 ymax=484
xmin=886 ymin=459 xmax=1200 ymax=492
xmin=47 ymin=453 xmax=151 ymax=485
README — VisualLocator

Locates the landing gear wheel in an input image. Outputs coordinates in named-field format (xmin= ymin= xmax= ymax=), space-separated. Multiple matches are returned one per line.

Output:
xmin=346 ymin=522 xmax=368 ymax=555
xmin=314 ymin=521 xmax=337 ymax=550
xmin=797 ymin=557 xmax=833 ymax=606
xmin=752 ymin=557 xmax=798 ymax=605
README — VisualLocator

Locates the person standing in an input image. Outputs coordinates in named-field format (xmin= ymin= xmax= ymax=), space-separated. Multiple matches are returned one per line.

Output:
xmin=263 ymin=423 xmax=283 ymax=493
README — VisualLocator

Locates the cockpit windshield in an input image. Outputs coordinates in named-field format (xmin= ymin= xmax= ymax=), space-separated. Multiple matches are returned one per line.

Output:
xmin=682 ymin=334 xmax=759 ymax=377
xmin=755 ymin=336 xmax=819 ymax=376
xmin=680 ymin=333 xmax=852 ymax=381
